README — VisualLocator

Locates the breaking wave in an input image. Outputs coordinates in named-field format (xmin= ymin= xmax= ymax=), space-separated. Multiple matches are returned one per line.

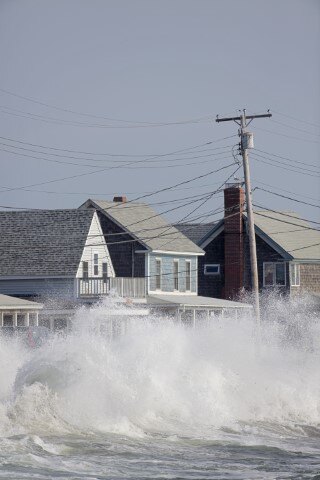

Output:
xmin=0 ymin=294 xmax=319 ymax=444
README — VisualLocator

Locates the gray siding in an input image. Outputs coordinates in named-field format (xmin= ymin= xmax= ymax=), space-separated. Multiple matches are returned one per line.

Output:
xmin=0 ymin=278 xmax=75 ymax=299
xmin=149 ymin=254 xmax=197 ymax=293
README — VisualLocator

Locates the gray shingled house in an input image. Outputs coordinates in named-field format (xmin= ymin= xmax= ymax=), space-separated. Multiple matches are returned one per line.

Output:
xmin=0 ymin=209 xmax=114 ymax=300
xmin=80 ymin=197 xmax=252 ymax=314
xmin=176 ymin=184 xmax=320 ymax=300
xmin=80 ymin=197 xmax=204 ymax=296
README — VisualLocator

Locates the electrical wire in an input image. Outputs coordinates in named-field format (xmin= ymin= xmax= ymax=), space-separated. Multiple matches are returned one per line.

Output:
xmin=256 ymin=187 xmax=320 ymax=209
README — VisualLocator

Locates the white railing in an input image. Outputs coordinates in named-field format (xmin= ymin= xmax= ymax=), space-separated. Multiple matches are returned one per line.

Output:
xmin=77 ymin=277 xmax=146 ymax=298
xmin=109 ymin=277 xmax=146 ymax=298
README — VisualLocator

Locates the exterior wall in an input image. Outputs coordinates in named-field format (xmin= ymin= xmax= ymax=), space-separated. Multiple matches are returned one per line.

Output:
xmin=76 ymin=212 xmax=115 ymax=278
xmin=148 ymin=253 xmax=197 ymax=294
xmin=96 ymin=211 xmax=147 ymax=278
xmin=291 ymin=263 xmax=320 ymax=295
xmin=0 ymin=278 xmax=75 ymax=299
xmin=244 ymin=232 xmax=289 ymax=293
xmin=198 ymin=232 xmax=224 ymax=298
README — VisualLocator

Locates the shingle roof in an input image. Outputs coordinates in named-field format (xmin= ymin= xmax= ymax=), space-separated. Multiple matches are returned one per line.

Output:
xmin=174 ymin=223 xmax=217 ymax=245
xmin=81 ymin=200 xmax=204 ymax=254
xmin=198 ymin=210 xmax=320 ymax=261
xmin=0 ymin=209 xmax=95 ymax=277
xmin=252 ymin=210 xmax=320 ymax=261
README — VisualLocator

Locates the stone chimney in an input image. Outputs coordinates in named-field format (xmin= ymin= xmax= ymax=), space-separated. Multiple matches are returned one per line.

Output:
xmin=224 ymin=183 xmax=245 ymax=299
xmin=113 ymin=196 xmax=127 ymax=203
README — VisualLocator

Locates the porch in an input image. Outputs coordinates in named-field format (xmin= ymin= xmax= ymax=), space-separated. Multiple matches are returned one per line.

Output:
xmin=77 ymin=277 xmax=146 ymax=298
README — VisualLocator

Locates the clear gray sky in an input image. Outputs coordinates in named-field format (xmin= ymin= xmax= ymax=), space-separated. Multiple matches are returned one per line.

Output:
xmin=0 ymin=0 xmax=319 ymax=225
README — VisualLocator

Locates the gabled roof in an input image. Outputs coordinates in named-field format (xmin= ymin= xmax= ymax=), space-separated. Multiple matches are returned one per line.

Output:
xmin=0 ymin=209 xmax=95 ymax=277
xmin=191 ymin=210 xmax=320 ymax=261
xmin=80 ymin=199 xmax=204 ymax=255
xmin=252 ymin=210 xmax=320 ymax=261
xmin=174 ymin=223 xmax=217 ymax=245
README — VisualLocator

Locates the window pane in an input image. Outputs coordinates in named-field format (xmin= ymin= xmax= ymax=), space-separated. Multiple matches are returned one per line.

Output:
xmin=174 ymin=261 xmax=179 ymax=290
xmin=83 ymin=261 xmax=89 ymax=279
xmin=276 ymin=263 xmax=285 ymax=285
xmin=204 ymin=264 xmax=220 ymax=275
xmin=17 ymin=314 xmax=26 ymax=327
xmin=29 ymin=313 xmax=37 ymax=326
xmin=264 ymin=263 xmax=274 ymax=286
xmin=3 ymin=314 xmax=13 ymax=327
xmin=156 ymin=260 xmax=161 ymax=290
xmin=186 ymin=261 xmax=191 ymax=291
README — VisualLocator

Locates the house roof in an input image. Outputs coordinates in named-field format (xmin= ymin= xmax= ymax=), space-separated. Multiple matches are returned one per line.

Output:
xmin=0 ymin=294 xmax=43 ymax=310
xmin=0 ymin=209 xmax=95 ymax=277
xmin=252 ymin=210 xmax=320 ymax=261
xmin=147 ymin=294 xmax=252 ymax=309
xmin=174 ymin=223 xmax=217 ymax=245
xmin=191 ymin=210 xmax=320 ymax=261
xmin=81 ymin=199 xmax=204 ymax=255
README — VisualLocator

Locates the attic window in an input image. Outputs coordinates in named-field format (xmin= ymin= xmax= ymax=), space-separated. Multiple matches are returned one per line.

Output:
xmin=204 ymin=264 xmax=220 ymax=275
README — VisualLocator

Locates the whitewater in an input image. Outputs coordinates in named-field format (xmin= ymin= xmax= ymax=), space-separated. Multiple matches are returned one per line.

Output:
xmin=0 ymin=295 xmax=319 ymax=479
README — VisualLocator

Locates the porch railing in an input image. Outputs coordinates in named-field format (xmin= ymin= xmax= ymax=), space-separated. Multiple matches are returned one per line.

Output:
xmin=77 ymin=277 xmax=146 ymax=298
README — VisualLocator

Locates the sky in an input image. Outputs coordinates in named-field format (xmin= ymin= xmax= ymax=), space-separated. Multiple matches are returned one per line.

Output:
xmin=0 ymin=0 xmax=319 ymax=226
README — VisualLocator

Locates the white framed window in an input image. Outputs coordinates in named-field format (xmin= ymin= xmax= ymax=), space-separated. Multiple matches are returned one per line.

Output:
xmin=3 ymin=314 xmax=13 ymax=327
xmin=173 ymin=260 xmax=179 ymax=291
xmin=290 ymin=263 xmax=300 ymax=286
xmin=185 ymin=260 xmax=191 ymax=291
xmin=93 ymin=253 xmax=99 ymax=276
xmin=155 ymin=258 xmax=162 ymax=290
xmin=204 ymin=264 xmax=220 ymax=275
xmin=102 ymin=262 xmax=108 ymax=283
xmin=82 ymin=261 xmax=89 ymax=279
xmin=17 ymin=314 xmax=26 ymax=327
xmin=263 ymin=262 xmax=286 ymax=287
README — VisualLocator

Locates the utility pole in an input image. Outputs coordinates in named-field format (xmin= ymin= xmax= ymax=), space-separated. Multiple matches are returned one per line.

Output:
xmin=216 ymin=109 xmax=272 ymax=328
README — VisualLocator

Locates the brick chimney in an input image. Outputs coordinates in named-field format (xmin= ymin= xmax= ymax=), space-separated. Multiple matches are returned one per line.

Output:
xmin=113 ymin=196 xmax=127 ymax=203
xmin=224 ymin=183 xmax=245 ymax=299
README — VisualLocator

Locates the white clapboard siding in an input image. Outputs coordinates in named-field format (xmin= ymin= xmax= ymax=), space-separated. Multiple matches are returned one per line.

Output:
xmin=76 ymin=212 xmax=115 ymax=278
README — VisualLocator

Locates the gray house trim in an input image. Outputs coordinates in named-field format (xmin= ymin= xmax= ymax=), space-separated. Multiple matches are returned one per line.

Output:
xmin=200 ymin=221 xmax=224 ymax=248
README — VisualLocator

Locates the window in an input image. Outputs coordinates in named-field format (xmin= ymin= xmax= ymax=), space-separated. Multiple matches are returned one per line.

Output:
xmin=263 ymin=262 xmax=286 ymax=287
xmin=204 ymin=264 xmax=220 ymax=275
xmin=173 ymin=260 xmax=179 ymax=291
xmin=93 ymin=253 xmax=99 ymax=276
xmin=102 ymin=262 xmax=108 ymax=283
xmin=17 ymin=314 xmax=26 ymax=327
xmin=290 ymin=263 xmax=300 ymax=286
xmin=3 ymin=314 xmax=13 ymax=327
xmin=186 ymin=260 xmax=191 ymax=291
xmin=155 ymin=259 xmax=162 ymax=290
xmin=29 ymin=313 xmax=37 ymax=326
xmin=82 ymin=261 xmax=89 ymax=279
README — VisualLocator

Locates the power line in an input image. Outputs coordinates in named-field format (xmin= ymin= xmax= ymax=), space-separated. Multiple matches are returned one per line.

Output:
xmin=253 ymin=147 xmax=319 ymax=169
xmin=255 ymin=126 xmax=320 ymax=144
xmin=0 ymin=133 xmax=237 ymax=158
xmin=272 ymin=110 xmax=320 ymax=129
xmin=253 ymin=204 xmax=320 ymax=225
xmin=250 ymin=152 xmax=320 ymax=178
xmin=256 ymin=187 xmax=320 ymax=209
xmin=269 ymin=119 xmax=320 ymax=137
xmin=253 ymin=211 xmax=320 ymax=232
xmin=253 ymin=180 xmax=320 ymax=203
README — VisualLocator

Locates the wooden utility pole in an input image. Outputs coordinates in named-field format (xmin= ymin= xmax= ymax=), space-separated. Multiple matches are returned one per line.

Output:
xmin=216 ymin=109 xmax=272 ymax=327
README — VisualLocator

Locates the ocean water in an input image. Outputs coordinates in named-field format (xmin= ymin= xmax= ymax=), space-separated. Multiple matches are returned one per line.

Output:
xmin=0 ymin=296 xmax=319 ymax=479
